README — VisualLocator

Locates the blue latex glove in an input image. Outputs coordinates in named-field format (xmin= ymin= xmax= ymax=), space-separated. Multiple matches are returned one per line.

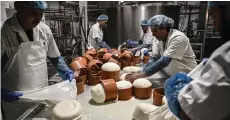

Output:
xmin=143 ymin=56 xmax=172 ymax=76
xmin=164 ymin=72 xmax=193 ymax=119
xmin=143 ymin=50 xmax=149 ymax=56
xmin=98 ymin=40 xmax=111 ymax=51
xmin=202 ymin=58 xmax=208 ymax=65
xmin=127 ymin=39 xmax=139 ymax=48
xmin=1 ymin=88 xmax=23 ymax=102
xmin=56 ymin=56 xmax=74 ymax=81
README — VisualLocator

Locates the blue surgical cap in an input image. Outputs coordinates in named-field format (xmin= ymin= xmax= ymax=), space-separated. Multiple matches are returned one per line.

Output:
xmin=14 ymin=1 xmax=47 ymax=10
xmin=164 ymin=72 xmax=192 ymax=119
xmin=141 ymin=19 xmax=149 ymax=26
xmin=97 ymin=14 xmax=109 ymax=21
xmin=148 ymin=15 xmax=174 ymax=29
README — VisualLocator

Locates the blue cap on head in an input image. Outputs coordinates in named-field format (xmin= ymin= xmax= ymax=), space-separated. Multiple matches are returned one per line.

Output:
xmin=141 ymin=19 xmax=149 ymax=26
xmin=14 ymin=1 xmax=47 ymax=10
xmin=97 ymin=14 xmax=109 ymax=21
xmin=148 ymin=15 xmax=174 ymax=29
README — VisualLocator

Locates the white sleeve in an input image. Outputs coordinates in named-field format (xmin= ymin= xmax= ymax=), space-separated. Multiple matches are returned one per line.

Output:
xmin=46 ymin=27 xmax=61 ymax=58
xmin=163 ymin=35 xmax=187 ymax=60
xmin=92 ymin=27 xmax=103 ymax=40
xmin=178 ymin=41 xmax=230 ymax=120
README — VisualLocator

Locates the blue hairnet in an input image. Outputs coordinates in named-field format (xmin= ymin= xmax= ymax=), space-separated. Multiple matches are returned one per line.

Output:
xmin=148 ymin=15 xmax=174 ymax=29
xmin=14 ymin=1 xmax=47 ymax=10
xmin=141 ymin=19 xmax=149 ymax=26
xmin=97 ymin=14 xmax=109 ymax=21
xmin=164 ymin=72 xmax=193 ymax=119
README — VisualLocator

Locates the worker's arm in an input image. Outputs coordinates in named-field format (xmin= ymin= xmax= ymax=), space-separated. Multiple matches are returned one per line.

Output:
xmin=143 ymin=56 xmax=172 ymax=76
xmin=46 ymin=25 xmax=74 ymax=81
xmin=95 ymin=38 xmax=111 ymax=50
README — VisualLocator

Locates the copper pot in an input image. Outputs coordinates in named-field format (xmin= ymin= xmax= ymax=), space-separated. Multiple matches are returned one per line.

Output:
xmin=121 ymin=50 xmax=133 ymax=61
xmin=74 ymin=72 xmax=87 ymax=84
xmin=70 ymin=61 xmax=87 ymax=76
xmin=118 ymin=87 xmax=132 ymax=100
xmin=133 ymin=51 xmax=141 ymax=65
xmin=85 ymin=48 xmax=97 ymax=58
xmin=111 ymin=49 xmax=121 ymax=60
xmin=108 ymin=57 xmax=118 ymax=64
xmin=103 ymin=53 xmax=113 ymax=63
xmin=97 ymin=48 xmax=108 ymax=59
xmin=101 ymin=70 xmax=120 ymax=82
xmin=130 ymin=62 xmax=135 ymax=66
xmin=100 ymin=79 xmax=118 ymax=102
xmin=143 ymin=55 xmax=150 ymax=64
xmin=84 ymin=54 xmax=94 ymax=63
xmin=72 ymin=57 xmax=88 ymax=66
xmin=87 ymin=71 xmax=101 ymax=86
xmin=87 ymin=60 xmax=103 ymax=71
xmin=75 ymin=77 xmax=84 ymax=95
xmin=153 ymin=88 xmax=165 ymax=106
xmin=133 ymin=87 xmax=152 ymax=99
xmin=121 ymin=60 xmax=130 ymax=69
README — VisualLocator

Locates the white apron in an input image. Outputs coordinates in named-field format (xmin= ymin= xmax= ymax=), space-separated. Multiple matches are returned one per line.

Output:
xmin=2 ymin=29 xmax=48 ymax=91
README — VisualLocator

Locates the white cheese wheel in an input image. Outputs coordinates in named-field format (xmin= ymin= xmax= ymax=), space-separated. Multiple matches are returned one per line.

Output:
xmin=123 ymin=66 xmax=142 ymax=73
xmin=101 ymin=62 xmax=120 ymax=72
xmin=116 ymin=80 xmax=132 ymax=90
xmin=52 ymin=100 xmax=82 ymax=120
xmin=91 ymin=84 xmax=106 ymax=103
xmin=132 ymin=103 xmax=159 ymax=120
xmin=133 ymin=78 xmax=152 ymax=88
xmin=120 ymin=73 xmax=129 ymax=80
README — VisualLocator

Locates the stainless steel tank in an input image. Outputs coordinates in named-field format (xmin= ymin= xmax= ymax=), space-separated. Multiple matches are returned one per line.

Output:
xmin=104 ymin=6 xmax=180 ymax=48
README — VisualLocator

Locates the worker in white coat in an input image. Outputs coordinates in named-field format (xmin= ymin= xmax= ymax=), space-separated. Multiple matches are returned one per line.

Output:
xmin=87 ymin=14 xmax=111 ymax=50
xmin=130 ymin=19 xmax=159 ymax=59
xmin=126 ymin=15 xmax=197 ymax=82
xmin=1 ymin=1 xmax=74 ymax=102
xmin=164 ymin=2 xmax=230 ymax=120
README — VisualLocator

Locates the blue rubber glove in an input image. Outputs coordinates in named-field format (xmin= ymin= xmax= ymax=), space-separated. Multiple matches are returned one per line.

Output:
xmin=98 ymin=40 xmax=111 ymax=51
xmin=127 ymin=39 xmax=139 ymax=48
xmin=202 ymin=58 xmax=209 ymax=65
xmin=164 ymin=72 xmax=193 ymax=119
xmin=143 ymin=50 xmax=149 ymax=56
xmin=1 ymin=88 xmax=23 ymax=102
xmin=56 ymin=56 xmax=74 ymax=81
xmin=143 ymin=56 xmax=172 ymax=76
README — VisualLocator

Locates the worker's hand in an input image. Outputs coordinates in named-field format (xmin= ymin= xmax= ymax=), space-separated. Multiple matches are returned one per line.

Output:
xmin=1 ymin=88 xmax=23 ymax=102
xmin=125 ymin=73 xmax=146 ymax=83
xmin=143 ymin=50 xmax=149 ymax=56
xmin=64 ymin=69 xmax=75 ymax=82
xmin=127 ymin=39 xmax=139 ymax=48
xmin=164 ymin=72 xmax=193 ymax=119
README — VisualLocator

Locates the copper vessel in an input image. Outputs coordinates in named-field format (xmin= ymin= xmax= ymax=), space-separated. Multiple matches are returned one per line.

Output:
xmin=84 ymin=54 xmax=94 ymax=63
xmin=72 ymin=57 xmax=88 ymax=66
xmin=103 ymin=53 xmax=113 ymax=63
xmin=87 ymin=60 xmax=103 ymax=71
xmin=87 ymin=71 xmax=101 ymax=86
xmin=143 ymin=55 xmax=150 ymax=64
xmin=75 ymin=77 xmax=84 ymax=95
xmin=118 ymin=87 xmax=132 ymax=100
xmin=133 ymin=87 xmax=152 ymax=99
xmin=101 ymin=70 xmax=120 ymax=82
xmin=100 ymin=79 xmax=118 ymax=102
xmin=84 ymin=48 xmax=97 ymax=58
xmin=153 ymin=88 xmax=165 ymax=106
xmin=69 ymin=61 xmax=87 ymax=76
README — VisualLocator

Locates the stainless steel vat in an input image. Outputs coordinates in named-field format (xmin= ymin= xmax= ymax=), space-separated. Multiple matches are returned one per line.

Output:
xmin=104 ymin=6 xmax=180 ymax=47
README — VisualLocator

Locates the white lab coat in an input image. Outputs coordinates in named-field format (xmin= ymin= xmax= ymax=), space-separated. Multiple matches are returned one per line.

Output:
xmin=136 ymin=28 xmax=159 ymax=58
xmin=1 ymin=13 xmax=60 ymax=91
xmin=87 ymin=22 xmax=103 ymax=49
xmin=178 ymin=41 xmax=230 ymax=120
xmin=140 ymin=28 xmax=158 ymax=44
xmin=154 ymin=29 xmax=197 ymax=76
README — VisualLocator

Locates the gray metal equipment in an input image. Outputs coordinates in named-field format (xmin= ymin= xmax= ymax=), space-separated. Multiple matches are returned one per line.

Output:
xmin=104 ymin=6 xmax=180 ymax=48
